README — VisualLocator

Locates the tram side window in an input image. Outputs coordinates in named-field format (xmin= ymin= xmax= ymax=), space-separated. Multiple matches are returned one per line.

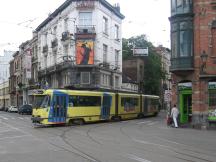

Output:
xmin=121 ymin=97 xmax=138 ymax=107
xmin=69 ymin=95 xmax=101 ymax=107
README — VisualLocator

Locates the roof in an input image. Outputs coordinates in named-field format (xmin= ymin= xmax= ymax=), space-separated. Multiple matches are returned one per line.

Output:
xmin=35 ymin=0 xmax=125 ymax=32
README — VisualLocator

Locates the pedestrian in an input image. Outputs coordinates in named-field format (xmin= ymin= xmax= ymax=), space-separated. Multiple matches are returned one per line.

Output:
xmin=171 ymin=104 xmax=179 ymax=128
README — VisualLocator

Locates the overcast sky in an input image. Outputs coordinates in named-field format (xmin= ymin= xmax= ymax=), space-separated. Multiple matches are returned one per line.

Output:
xmin=0 ymin=0 xmax=170 ymax=55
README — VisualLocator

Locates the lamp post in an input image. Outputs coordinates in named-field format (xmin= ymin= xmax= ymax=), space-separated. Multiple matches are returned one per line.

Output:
xmin=200 ymin=50 xmax=208 ymax=74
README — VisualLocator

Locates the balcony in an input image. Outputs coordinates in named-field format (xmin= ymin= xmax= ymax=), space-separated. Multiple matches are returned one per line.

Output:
xmin=75 ymin=25 xmax=96 ymax=39
xmin=99 ymin=62 xmax=110 ymax=69
xmin=170 ymin=56 xmax=194 ymax=72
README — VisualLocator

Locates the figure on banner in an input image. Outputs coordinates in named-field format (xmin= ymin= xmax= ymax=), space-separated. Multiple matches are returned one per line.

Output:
xmin=80 ymin=43 xmax=92 ymax=65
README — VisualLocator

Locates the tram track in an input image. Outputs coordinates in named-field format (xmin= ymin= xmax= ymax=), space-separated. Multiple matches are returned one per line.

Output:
xmin=34 ymin=124 xmax=103 ymax=162
xmin=116 ymin=119 xmax=216 ymax=162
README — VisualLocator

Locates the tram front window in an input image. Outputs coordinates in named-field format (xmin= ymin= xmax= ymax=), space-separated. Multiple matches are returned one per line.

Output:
xmin=33 ymin=95 xmax=45 ymax=109
xmin=40 ymin=95 xmax=50 ymax=108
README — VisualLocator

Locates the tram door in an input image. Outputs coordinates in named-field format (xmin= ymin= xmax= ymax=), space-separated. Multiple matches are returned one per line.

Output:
xmin=101 ymin=94 xmax=112 ymax=120
xmin=179 ymin=91 xmax=192 ymax=124
xmin=143 ymin=98 xmax=148 ymax=116
xmin=51 ymin=94 xmax=68 ymax=123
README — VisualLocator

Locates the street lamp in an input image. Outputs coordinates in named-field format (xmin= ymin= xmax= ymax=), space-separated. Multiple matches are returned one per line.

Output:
xmin=200 ymin=50 xmax=208 ymax=74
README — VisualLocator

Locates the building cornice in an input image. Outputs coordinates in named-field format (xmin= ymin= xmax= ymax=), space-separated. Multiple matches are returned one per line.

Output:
xmin=35 ymin=0 xmax=125 ymax=32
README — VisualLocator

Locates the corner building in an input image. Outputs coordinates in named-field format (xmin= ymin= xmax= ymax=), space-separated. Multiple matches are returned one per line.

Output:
xmin=170 ymin=0 xmax=216 ymax=127
xmin=36 ymin=0 xmax=124 ymax=91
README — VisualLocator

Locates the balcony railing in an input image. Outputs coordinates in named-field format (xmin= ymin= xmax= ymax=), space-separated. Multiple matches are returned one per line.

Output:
xmin=170 ymin=56 xmax=194 ymax=71
xmin=76 ymin=25 xmax=96 ymax=34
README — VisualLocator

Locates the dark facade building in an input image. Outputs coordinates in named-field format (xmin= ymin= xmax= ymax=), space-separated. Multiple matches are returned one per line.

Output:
xmin=170 ymin=0 xmax=216 ymax=127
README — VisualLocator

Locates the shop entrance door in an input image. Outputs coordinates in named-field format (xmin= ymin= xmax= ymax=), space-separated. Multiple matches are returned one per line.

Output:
xmin=179 ymin=91 xmax=192 ymax=124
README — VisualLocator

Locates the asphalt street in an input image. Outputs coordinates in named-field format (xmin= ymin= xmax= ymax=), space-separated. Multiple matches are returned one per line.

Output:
xmin=0 ymin=111 xmax=216 ymax=162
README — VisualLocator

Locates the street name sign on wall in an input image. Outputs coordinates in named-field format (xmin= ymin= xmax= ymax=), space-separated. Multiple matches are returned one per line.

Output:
xmin=133 ymin=47 xmax=149 ymax=56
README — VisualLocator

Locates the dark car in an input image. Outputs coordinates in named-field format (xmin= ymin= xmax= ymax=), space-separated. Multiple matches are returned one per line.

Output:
xmin=4 ymin=106 xmax=9 ymax=112
xmin=18 ymin=105 xmax=32 ymax=115
xmin=0 ymin=106 xmax=5 ymax=111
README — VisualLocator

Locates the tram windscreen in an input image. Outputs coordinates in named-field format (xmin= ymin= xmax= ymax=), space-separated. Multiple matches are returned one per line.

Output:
xmin=33 ymin=95 xmax=46 ymax=108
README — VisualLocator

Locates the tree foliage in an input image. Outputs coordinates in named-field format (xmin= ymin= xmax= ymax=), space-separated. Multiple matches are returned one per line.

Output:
xmin=122 ymin=35 xmax=166 ymax=95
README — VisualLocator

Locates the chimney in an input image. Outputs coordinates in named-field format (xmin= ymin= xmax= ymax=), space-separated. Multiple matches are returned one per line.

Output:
xmin=114 ymin=3 xmax=120 ymax=12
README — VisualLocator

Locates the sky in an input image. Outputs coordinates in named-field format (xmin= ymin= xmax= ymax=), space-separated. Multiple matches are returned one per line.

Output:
xmin=0 ymin=0 xmax=170 ymax=56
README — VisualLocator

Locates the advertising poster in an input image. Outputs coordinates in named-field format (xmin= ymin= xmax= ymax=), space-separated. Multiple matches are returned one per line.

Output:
xmin=76 ymin=40 xmax=94 ymax=65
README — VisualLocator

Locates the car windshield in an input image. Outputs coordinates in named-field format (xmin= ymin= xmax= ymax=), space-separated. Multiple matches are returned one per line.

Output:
xmin=40 ymin=95 xmax=50 ymax=108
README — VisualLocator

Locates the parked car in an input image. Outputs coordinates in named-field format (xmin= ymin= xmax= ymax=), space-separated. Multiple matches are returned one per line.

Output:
xmin=18 ymin=104 xmax=32 ymax=115
xmin=8 ymin=106 xmax=18 ymax=113
xmin=4 ymin=106 xmax=9 ymax=112
xmin=0 ymin=106 xmax=5 ymax=111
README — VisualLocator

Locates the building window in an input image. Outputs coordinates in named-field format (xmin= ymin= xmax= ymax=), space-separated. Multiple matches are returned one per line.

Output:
xmin=79 ymin=12 xmax=92 ymax=26
xmin=103 ymin=44 xmax=108 ymax=63
xmin=64 ymin=74 xmax=69 ymax=85
xmin=81 ymin=72 xmax=90 ymax=84
xmin=44 ymin=56 xmax=47 ymax=69
xmin=44 ymin=33 xmax=48 ymax=45
xmin=114 ymin=24 xmax=119 ymax=40
xmin=171 ymin=20 xmax=193 ymax=59
xmin=209 ymin=82 xmax=216 ymax=116
xmin=171 ymin=0 xmax=192 ymax=16
xmin=101 ymin=73 xmax=110 ymax=86
xmin=115 ymin=76 xmax=120 ymax=88
xmin=53 ymin=26 xmax=57 ymax=39
xmin=103 ymin=16 xmax=108 ymax=35
xmin=115 ymin=49 xmax=119 ymax=67
xmin=64 ymin=18 xmax=68 ymax=31
xmin=53 ymin=51 xmax=57 ymax=64
xmin=209 ymin=90 xmax=216 ymax=107
xmin=212 ymin=21 xmax=216 ymax=56
xmin=63 ymin=45 xmax=69 ymax=56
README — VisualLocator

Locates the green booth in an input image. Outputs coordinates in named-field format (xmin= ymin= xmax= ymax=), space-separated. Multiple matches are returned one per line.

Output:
xmin=178 ymin=83 xmax=192 ymax=124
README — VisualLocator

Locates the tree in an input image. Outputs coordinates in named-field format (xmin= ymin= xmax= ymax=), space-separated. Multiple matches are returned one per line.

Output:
xmin=122 ymin=35 xmax=166 ymax=95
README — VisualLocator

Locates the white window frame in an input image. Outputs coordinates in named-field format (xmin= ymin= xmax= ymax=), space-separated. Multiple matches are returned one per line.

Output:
xmin=79 ymin=12 xmax=92 ymax=26
xmin=103 ymin=16 xmax=108 ymax=35
xmin=81 ymin=72 xmax=90 ymax=84
xmin=114 ymin=24 xmax=119 ymax=40
xmin=115 ymin=76 xmax=120 ymax=89
xmin=64 ymin=18 xmax=68 ymax=31
xmin=103 ymin=44 xmax=108 ymax=63
xmin=101 ymin=73 xmax=110 ymax=86
xmin=115 ymin=49 xmax=119 ymax=67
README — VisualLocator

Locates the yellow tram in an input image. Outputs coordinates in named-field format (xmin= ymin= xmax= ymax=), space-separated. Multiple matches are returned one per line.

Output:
xmin=31 ymin=89 xmax=160 ymax=126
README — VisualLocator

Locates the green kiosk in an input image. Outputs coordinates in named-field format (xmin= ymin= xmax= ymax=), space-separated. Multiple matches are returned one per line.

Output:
xmin=208 ymin=82 xmax=216 ymax=124
xmin=178 ymin=82 xmax=192 ymax=124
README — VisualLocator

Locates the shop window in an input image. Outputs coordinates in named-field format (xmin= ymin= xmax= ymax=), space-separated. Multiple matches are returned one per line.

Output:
xmin=212 ymin=21 xmax=216 ymax=56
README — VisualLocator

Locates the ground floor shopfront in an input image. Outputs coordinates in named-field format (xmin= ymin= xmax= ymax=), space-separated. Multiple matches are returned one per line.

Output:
xmin=171 ymin=77 xmax=216 ymax=128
